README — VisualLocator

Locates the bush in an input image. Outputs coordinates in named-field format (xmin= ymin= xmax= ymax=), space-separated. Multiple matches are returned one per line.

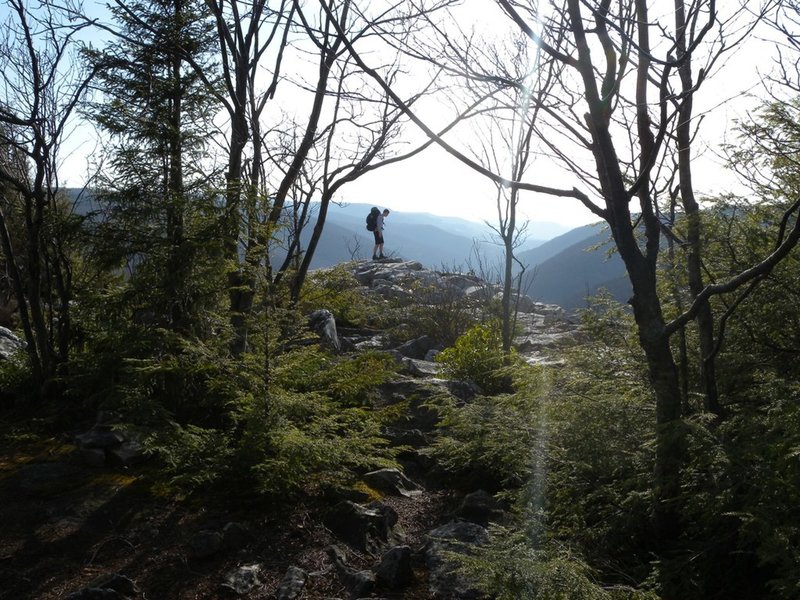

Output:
xmin=425 ymin=365 xmax=547 ymax=490
xmin=455 ymin=525 xmax=658 ymax=600
xmin=435 ymin=322 xmax=514 ymax=394
xmin=675 ymin=374 xmax=800 ymax=599
xmin=273 ymin=347 xmax=396 ymax=406
xmin=298 ymin=264 xmax=378 ymax=327
xmin=401 ymin=279 xmax=481 ymax=346
xmin=0 ymin=348 xmax=34 ymax=405
xmin=240 ymin=388 xmax=395 ymax=496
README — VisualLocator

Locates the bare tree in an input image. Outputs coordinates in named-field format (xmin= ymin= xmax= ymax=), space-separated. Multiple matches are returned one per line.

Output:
xmin=195 ymin=0 xmax=294 ymax=354
xmin=458 ymin=35 xmax=561 ymax=352
xmin=0 ymin=0 xmax=96 ymax=389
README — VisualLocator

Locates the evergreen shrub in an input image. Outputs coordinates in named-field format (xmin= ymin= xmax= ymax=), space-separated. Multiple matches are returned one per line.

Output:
xmin=425 ymin=365 xmax=547 ymax=490
xmin=454 ymin=525 xmax=658 ymax=600
xmin=435 ymin=322 xmax=513 ymax=394
xmin=299 ymin=265 xmax=377 ymax=327
xmin=273 ymin=347 xmax=396 ymax=406
xmin=0 ymin=349 xmax=34 ymax=405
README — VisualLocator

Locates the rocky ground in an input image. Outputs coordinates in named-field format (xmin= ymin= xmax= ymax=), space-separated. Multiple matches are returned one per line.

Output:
xmin=0 ymin=259 xmax=580 ymax=599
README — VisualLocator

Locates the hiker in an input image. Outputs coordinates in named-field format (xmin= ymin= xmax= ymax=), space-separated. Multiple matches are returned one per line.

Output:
xmin=371 ymin=208 xmax=390 ymax=260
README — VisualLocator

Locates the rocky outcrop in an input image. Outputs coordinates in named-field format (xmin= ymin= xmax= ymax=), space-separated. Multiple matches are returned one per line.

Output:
xmin=341 ymin=260 xmax=581 ymax=364
xmin=514 ymin=310 xmax=583 ymax=365
xmin=306 ymin=260 xmax=580 ymax=369
xmin=0 ymin=326 xmax=25 ymax=360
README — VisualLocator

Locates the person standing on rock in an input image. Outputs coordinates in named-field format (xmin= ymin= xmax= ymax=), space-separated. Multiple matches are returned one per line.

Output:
xmin=373 ymin=208 xmax=390 ymax=260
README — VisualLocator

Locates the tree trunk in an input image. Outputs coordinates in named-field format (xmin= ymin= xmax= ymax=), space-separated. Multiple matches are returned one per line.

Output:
xmin=501 ymin=190 xmax=517 ymax=354
xmin=166 ymin=0 xmax=186 ymax=331
xmin=674 ymin=0 xmax=721 ymax=416
xmin=290 ymin=195 xmax=329 ymax=303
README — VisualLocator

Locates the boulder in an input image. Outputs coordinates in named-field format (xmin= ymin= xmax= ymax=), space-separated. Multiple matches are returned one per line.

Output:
xmin=444 ymin=379 xmax=482 ymax=401
xmin=106 ymin=441 xmax=146 ymax=468
xmin=65 ymin=589 xmax=127 ymax=600
xmin=74 ymin=430 xmax=126 ymax=449
xmin=374 ymin=545 xmax=414 ymax=589
xmin=328 ymin=545 xmax=376 ymax=599
xmin=362 ymin=468 xmax=421 ymax=498
xmin=401 ymin=358 xmax=440 ymax=377
xmin=66 ymin=573 xmax=138 ymax=600
xmin=221 ymin=564 xmax=262 ymax=596
xmin=324 ymin=501 xmax=396 ymax=554
xmin=443 ymin=274 xmax=482 ymax=291
xmin=324 ymin=485 xmax=373 ymax=504
xmin=515 ymin=294 xmax=537 ymax=314
xmin=381 ymin=426 xmax=428 ymax=449
xmin=370 ymin=281 xmax=411 ymax=301
xmin=276 ymin=566 xmax=308 ymax=600
xmin=463 ymin=285 xmax=490 ymax=299
xmin=424 ymin=348 xmax=441 ymax=362
xmin=393 ymin=260 xmax=424 ymax=271
xmin=78 ymin=447 xmax=107 ymax=468
xmin=222 ymin=521 xmax=250 ymax=551
xmin=308 ymin=309 xmax=341 ymax=352
xmin=0 ymin=326 xmax=25 ymax=360
xmin=188 ymin=530 xmax=223 ymax=559
xmin=378 ymin=379 xmax=443 ymax=432
xmin=394 ymin=335 xmax=436 ymax=360
xmin=456 ymin=490 xmax=503 ymax=527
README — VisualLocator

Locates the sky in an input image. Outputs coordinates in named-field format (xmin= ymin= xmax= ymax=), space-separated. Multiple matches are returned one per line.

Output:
xmin=56 ymin=0 xmax=782 ymax=229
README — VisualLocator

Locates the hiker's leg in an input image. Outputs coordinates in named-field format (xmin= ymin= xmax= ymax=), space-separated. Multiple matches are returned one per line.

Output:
xmin=373 ymin=231 xmax=382 ymax=260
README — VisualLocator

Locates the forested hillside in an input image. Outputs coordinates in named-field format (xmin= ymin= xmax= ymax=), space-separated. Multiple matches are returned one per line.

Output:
xmin=1 ymin=1 xmax=800 ymax=600
xmin=517 ymin=223 xmax=630 ymax=310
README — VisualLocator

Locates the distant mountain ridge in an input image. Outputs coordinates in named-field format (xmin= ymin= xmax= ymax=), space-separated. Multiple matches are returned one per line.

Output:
xmin=518 ymin=223 xmax=631 ymax=310
xmin=313 ymin=205 xmax=630 ymax=310
xmin=65 ymin=189 xmax=626 ymax=309
xmin=517 ymin=223 xmax=630 ymax=310
xmin=292 ymin=202 xmax=571 ymax=269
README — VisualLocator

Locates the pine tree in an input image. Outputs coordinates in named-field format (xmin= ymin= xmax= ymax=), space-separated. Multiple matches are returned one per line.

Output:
xmin=85 ymin=0 xmax=221 ymax=332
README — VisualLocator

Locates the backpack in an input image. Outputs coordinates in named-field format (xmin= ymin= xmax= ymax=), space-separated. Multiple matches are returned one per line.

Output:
xmin=366 ymin=207 xmax=380 ymax=231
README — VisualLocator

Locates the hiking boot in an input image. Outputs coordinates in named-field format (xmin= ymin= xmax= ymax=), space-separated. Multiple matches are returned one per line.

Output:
xmin=372 ymin=255 xmax=378 ymax=260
